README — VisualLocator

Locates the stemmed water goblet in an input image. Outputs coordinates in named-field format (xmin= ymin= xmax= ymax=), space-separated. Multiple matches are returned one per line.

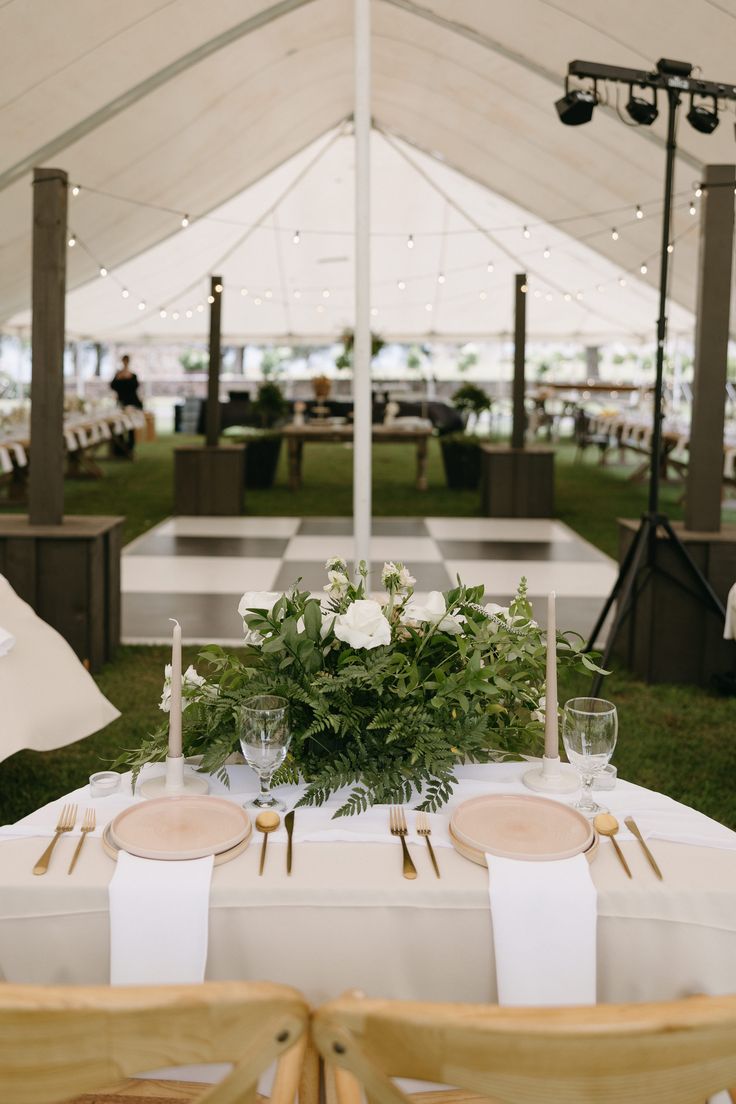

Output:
xmin=239 ymin=695 xmax=291 ymax=811
xmin=562 ymin=697 xmax=618 ymax=818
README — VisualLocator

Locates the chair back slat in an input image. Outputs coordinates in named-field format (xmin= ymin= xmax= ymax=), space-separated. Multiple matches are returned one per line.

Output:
xmin=0 ymin=981 xmax=308 ymax=1104
xmin=313 ymin=995 xmax=736 ymax=1104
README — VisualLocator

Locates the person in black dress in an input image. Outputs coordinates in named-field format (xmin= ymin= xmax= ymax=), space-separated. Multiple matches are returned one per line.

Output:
xmin=110 ymin=355 xmax=143 ymax=457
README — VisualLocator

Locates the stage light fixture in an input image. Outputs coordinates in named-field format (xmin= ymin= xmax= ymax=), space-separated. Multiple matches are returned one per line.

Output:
xmin=626 ymin=86 xmax=658 ymax=126
xmin=687 ymin=94 xmax=719 ymax=134
xmin=555 ymin=78 xmax=597 ymax=125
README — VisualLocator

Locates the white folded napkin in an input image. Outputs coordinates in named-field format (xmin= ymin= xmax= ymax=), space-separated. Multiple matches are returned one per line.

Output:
xmin=723 ymin=581 xmax=736 ymax=639
xmin=0 ymin=626 xmax=15 ymax=657
xmin=109 ymin=851 xmax=214 ymax=985
xmin=487 ymin=853 xmax=597 ymax=1006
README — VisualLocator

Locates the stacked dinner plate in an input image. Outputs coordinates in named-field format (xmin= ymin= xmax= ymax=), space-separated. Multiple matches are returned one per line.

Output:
xmin=449 ymin=794 xmax=597 ymax=865
xmin=103 ymin=795 xmax=251 ymax=865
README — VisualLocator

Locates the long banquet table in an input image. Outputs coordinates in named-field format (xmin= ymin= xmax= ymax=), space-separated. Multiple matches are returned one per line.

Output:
xmin=1 ymin=763 xmax=735 ymax=1005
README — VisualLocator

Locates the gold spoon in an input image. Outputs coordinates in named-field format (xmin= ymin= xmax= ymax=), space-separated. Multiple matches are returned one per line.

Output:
xmin=594 ymin=813 xmax=632 ymax=878
xmin=256 ymin=810 xmax=281 ymax=876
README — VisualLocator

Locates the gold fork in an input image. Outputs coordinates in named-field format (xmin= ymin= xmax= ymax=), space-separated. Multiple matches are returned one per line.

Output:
xmin=416 ymin=812 xmax=440 ymax=878
xmin=389 ymin=807 xmax=417 ymax=880
xmin=67 ymin=808 xmax=96 ymax=875
xmin=33 ymin=804 xmax=77 ymax=876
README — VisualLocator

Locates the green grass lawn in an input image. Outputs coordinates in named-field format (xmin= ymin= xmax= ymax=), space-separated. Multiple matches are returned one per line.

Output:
xmin=2 ymin=432 xmax=735 ymax=828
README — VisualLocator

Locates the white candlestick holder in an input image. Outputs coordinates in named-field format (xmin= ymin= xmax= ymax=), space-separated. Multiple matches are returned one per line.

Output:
xmin=139 ymin=755 xmax=210 ymax=798
xmin=523 ymin=755 xmax=579 ymax=794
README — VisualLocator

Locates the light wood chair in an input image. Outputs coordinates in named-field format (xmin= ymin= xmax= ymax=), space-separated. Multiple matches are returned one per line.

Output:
xmin=312 ymin=993 xmax=736 ymax=1104
xmin=0 ymin=980 xmax=309 ymax=1104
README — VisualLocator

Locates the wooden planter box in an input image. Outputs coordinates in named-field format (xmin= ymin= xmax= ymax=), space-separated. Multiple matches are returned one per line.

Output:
xmin=0 ymin=515 xmax=123 ymax=672
xmin=612 ymin=519 xmax=736 ymax=686
xmin=174 ymin=445 xmax=246 ymax=515
xmin=480 ymin=446 xmax=554 ymax=517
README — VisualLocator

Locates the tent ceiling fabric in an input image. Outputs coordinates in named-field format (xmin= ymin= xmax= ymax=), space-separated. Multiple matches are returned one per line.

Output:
xmin=1 ymin=0 xmax=734 ymax=339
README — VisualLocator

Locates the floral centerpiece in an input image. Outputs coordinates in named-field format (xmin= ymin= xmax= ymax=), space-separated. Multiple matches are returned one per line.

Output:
xmin=118 ymin=560 xmax=599 ymax=817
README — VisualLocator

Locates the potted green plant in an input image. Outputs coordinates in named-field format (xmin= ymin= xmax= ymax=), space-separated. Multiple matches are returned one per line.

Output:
xmin=225 ymin=381 xmax=288 ymax=489
xmin=439 ymin=384 xmax=493 ymax=489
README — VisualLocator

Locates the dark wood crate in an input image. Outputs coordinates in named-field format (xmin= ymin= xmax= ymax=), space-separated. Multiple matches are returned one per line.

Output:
xmin=174 ymin=446 xmax=246 ymax=516
xmin=480 ymin=446 xmax=555 ymax=518
xmin=613 ymin=519 xmax=736 ymax=686
xmin=0 ymin=515 xmax=123 ymax=672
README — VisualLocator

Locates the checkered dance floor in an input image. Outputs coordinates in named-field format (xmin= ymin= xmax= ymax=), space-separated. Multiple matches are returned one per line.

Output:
xmin=122 ymin=516 xmax=617 ymax=646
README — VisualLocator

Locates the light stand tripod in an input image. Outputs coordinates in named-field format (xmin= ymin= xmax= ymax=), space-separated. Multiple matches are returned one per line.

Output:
xmin=559 ymin=58 xmax=734 ymax=694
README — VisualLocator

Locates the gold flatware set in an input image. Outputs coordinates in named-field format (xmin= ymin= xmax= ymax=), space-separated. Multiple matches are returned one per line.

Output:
xmin=390 ymin=807 xmax=440 ymax=879
xmin=594 ymin=813 xmax=663 ymax=880
xmin=33 ymin=805 xmax=97 ymax=876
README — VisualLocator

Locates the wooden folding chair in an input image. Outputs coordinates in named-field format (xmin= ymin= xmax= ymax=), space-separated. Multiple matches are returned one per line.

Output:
xmin=312 ymin=993 xmax=736 ymax=1104
xmin=0 ymin=980 xmax=309 ymax=1104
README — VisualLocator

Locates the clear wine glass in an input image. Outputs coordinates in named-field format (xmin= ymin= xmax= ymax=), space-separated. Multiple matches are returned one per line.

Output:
xmin=562 ymin=697 xmax=618 ymax=817
xmin=239 ymin=695 xmax=291 ymax=811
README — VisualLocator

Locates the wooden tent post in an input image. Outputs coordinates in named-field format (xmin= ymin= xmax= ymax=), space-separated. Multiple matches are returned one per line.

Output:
xmin=206 ymin=275 xmax=223 ymax=447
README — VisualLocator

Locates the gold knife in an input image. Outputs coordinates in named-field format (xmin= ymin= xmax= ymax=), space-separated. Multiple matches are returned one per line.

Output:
xmin=624 ymin=817 xmax=663 ymax=880
xmin=285 ymin=810 xmax=295 ymax=875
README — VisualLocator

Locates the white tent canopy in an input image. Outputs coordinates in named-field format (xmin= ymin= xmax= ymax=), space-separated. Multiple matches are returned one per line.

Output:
xmin=1 ymin=0 xmax=734 ymax=340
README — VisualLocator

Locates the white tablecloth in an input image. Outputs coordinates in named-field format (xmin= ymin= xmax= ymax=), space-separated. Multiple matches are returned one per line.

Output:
xmin=1 ymin=763 xmax=735 ymax=1004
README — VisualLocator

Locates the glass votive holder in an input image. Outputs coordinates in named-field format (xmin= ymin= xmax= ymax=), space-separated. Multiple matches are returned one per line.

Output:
xmin=89 ymin=770 xmax=121 ymax=797
xmin=593 ymin=764 xmax=617 ymax=791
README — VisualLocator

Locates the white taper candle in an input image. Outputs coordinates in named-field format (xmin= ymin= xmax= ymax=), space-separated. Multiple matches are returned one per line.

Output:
xmin=544 ymin=592 xmax=558 ymax=759
xmin=169 ymin=618 xmax=183 ymax=759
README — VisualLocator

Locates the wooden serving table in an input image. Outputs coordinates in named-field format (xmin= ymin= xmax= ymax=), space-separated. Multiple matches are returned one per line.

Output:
xmin=282 ymin=422 xmax=433 ymax=491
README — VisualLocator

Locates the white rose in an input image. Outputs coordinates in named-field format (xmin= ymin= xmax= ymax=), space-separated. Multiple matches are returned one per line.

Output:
xmin=333 ymin=599 xmax=391 ymax=650
xmin=237 ymin=591 xmax=281 ymax=620
xmin=402 ymin=591 xmax=463 ymax=634
xmin=484 ymin=602 xmax=511 ymax=621
xmin=398 ymin=565 xmax=416 ymax=589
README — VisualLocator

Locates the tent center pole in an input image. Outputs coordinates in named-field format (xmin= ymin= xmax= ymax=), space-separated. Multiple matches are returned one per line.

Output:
xmin=353 ymin=0 xmax=372 ymax=577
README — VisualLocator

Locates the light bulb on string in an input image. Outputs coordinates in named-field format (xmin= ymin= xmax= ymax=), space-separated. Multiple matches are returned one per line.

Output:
xmin=695 ymin=186 xmax=703 ymax=198
xmin=264 ymin=289 xmax=273 ymax=299
xmin=636 ymin=205 xmax=643 ymax=219
xmin=197 ymin=304 xmax=204 ymax=312
xmin=575 ymin=290 xmax=582 ymax=301
xmin=397 ymin=279 xmax=406 ymax=291
xmin=487 ymin=261 xmax=494 ymax=273
xmin=479 ymin=290 xmax=487 ymax=301
xmin=71 ymin=185 xmax=80 ymax=197
xmin=611 ymin=228 xmax=619 ymax=241
xmin=186 ymin=309 xmax=193 ymax=318
xmin=424 ymin=302 xmax=432 ymax=311
xmin=640 ymin=262 xmax=648 ymax=274
xmin=67 ymin=234 xmax=76 ymax=247
xmin=618 ymin=276 xmax=627 ymax=287
xmin=172 ymin=311 xmax=179 ymax=320
xmin=214 ymin=283 xmax=223 ymax=293
xmin=137 ymin=300 xmax=146 ymax=311
xmin=596 ymin=284 xmax=604 ymax=293
xmin=407 ymin=234 xmax=414 ymax=249
xmin=563 ymin=292 xmax=572 ymax=302
xmin=241 ymin=287 xmax=248 ymax=297
xmin=121 ymin=288 xmax=129 ymax=299
xmin=293 ymin=289 xmax=301 ymax=299
xmin=159 ymin=308 xmax=167 ymax=318
xmin=292 ymin=229 xmax=301 ymax=244
xmin=667 ymin=242 xmax=674 ymax=254
xmin=207 ymin=294 xmax=215 ymax=304
xmin=322 ymin=289 xmax=330 ymax=299
xmin=545 ymin=292 xmax=553 ymax=301
xmin=181 ymin=214 xmax=189 ymax=228
xmin=370 ymin=307 xmax=378 ymax=317
xmin=543 ymin=246 xmax=551 ymax=259
xmin=437 ymin=272 xmax=445 ymax=284
xmin=533 ymin=289 xmax=542 ymax=299
xmin=689 ymin=200 xmax=697 ymax=215
xmin=316 ymin=304 xmax=325 ymax=314
xmin=520 ymin=283 xmax=528 ymax=293
xmin=99 ymin=266 xmax=107 ymax=277
xmin=254 ymin=297 xmax=262 ymax=306
xmin=523 ymin=225 xmax=530 ymax=239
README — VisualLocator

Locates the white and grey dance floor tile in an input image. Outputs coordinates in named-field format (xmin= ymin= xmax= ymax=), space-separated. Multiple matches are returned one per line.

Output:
xmin=122 ymin=516 xmax=617 ymax=646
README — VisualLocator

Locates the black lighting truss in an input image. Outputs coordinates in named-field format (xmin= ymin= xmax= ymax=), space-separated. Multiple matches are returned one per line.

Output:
xmin=562 ymin=59 xmax=736 ymax=692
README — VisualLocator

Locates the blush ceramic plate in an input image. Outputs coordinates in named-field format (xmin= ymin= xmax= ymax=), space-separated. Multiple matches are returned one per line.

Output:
xmin=110 ymin=795 xmax=251 ymax=860
xmin=450 ymin=794 xmax=594 ymax=862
